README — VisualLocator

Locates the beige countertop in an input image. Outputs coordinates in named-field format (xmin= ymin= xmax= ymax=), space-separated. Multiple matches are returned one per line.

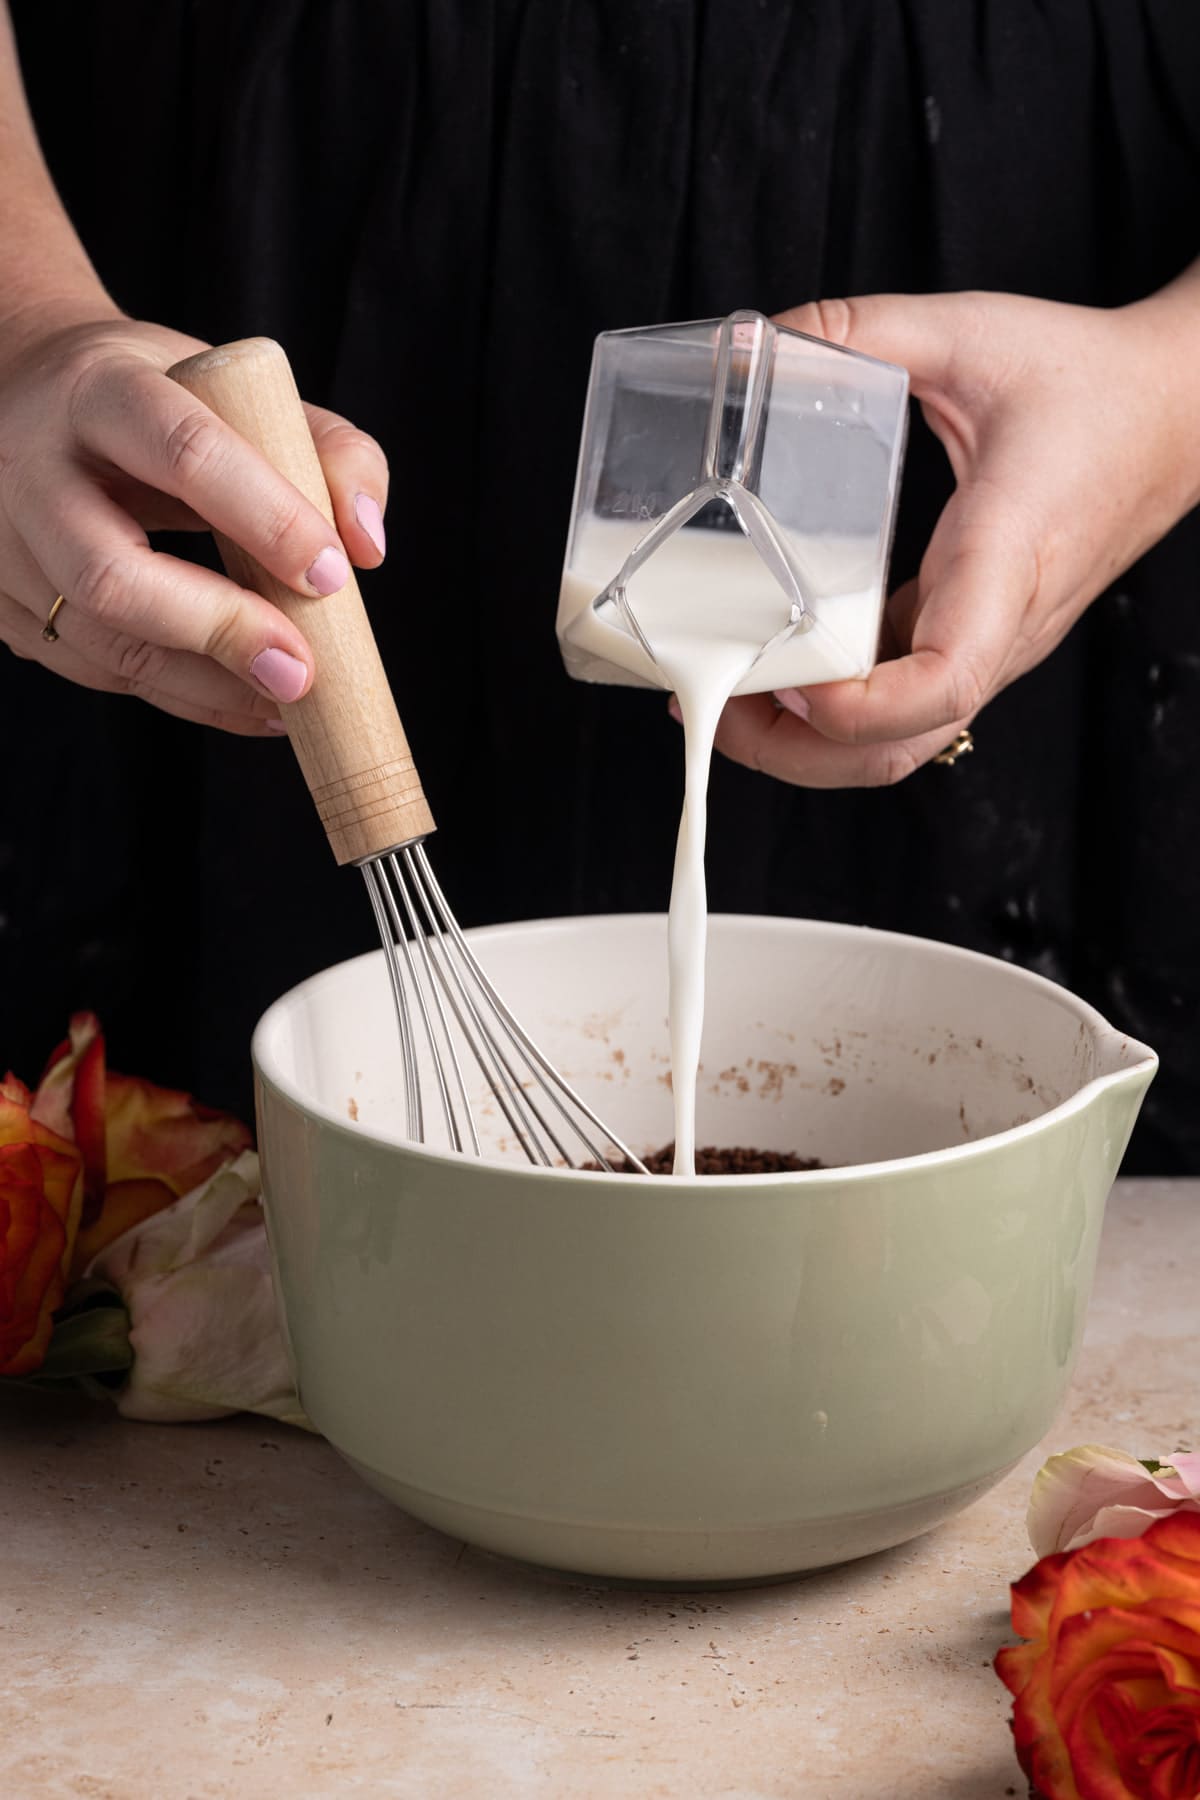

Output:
xmin=2 ymin=1178 xmax=1195 ymax=1800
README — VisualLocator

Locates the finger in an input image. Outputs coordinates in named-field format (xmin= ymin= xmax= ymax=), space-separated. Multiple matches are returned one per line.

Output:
xmin=775 ymin=488 xmax=1038 ymax=746
xmin=12 ymin=458 xmax=213 ymax=537
xmin=877 ymin=576 xmax=922 ymax=661
xmin=103 ymin=407 xmax=391 ymax=555
xmin=711 ymin=692 xmax=977 ymax=789
xmin=303 ymin=402 xmax=389 ymax=568
xmin=73 ymin=361 xmax=352 ymax=597
xmin=44 ymin=613 xmax=290 ymax=723
xmin=0 ymin=591 xmax=286 ymax=736
xmin=16 ymin=470 xmax=319 ymax=706
xmin=102 ymin=473 xmax=210 ymax=535
xmin=771 ymin=293 xmax=994 ymax=471
xmin=774 ymin=294 xmax=965 ymax=387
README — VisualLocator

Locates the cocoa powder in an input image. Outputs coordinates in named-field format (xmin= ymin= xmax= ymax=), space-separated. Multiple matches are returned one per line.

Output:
xmin=590 ymin=1144 xmax=823 ymax=1176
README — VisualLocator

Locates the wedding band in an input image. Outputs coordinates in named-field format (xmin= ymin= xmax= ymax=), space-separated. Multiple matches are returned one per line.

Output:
xmin=934 ymin=728 xmax=975 ymax=767
xmin=41 ymin=595 xmax=66 ymax=643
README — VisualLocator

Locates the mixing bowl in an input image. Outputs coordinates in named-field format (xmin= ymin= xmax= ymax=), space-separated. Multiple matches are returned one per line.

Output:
xmin=253 ymin=914 xmax=1155 ymax=1584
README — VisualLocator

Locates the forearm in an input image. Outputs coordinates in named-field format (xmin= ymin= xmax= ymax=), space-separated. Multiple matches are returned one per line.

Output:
xmin=0 ymin=1 xmax=120 ymax=340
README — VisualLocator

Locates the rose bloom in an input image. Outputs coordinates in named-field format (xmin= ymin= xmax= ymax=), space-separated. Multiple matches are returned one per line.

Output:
xmin=31 ymin=1012 xmax=251 ymax=1277
xmin=2 ymin=1012 xmax=251 ymax=1379
xmin=996 ymin=1510 xmax=1200 ymax=1800
xmin=0 ymin=1075 xmax=82 ymax=1375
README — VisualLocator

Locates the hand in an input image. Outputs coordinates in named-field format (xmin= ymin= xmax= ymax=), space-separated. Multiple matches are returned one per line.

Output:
xmin=0 ymin=309 xmax=389 ymax=733
xmin=712 ymin=278 xmax=1200 ymax=786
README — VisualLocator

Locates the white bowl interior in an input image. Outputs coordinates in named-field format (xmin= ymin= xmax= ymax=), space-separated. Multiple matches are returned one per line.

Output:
xmin=255 ymin=914 xmax=1145 ymax=1170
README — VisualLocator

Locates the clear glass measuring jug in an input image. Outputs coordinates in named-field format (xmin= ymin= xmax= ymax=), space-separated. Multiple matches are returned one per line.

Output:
xmin=557 ymin=310 xmax=909 ymax=696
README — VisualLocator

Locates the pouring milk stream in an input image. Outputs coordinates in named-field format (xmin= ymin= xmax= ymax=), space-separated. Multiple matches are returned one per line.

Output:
xmin=558 ymin=314 xmax=908 ymax=1174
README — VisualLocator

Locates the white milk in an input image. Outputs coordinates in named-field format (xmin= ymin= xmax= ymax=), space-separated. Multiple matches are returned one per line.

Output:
xmin=558 ymin=517 xmax=882 ymax=694
xmin=558 ymin=518 xmax=882 ymax=1175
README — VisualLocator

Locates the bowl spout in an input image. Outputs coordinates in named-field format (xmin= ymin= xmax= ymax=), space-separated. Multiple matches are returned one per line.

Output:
xmin=1094 ymin=1026 xmax=1158 ymax=1083
xmin=1082 ymin=1025 xmax=1157 ymax=1181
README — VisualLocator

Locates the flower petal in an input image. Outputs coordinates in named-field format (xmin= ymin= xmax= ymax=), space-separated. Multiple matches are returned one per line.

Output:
xmin=1068 ymin=1503 xmax=1200 ymax=1556
xmin=1146 ymin=1510 xmax=1200 ymax=1570
xmin=1159 ymin=1454 xmax=1200 ymax=1503
xmin=101 ymin=1072 xmax=251 ymax=1196
xmin=999 ymin=1513 xmax=1200 ymax=1800
xmin=90 ymin=1152 xmax=260 ymax=1285
xmin=91 ymin=1152 xmax=309 ymax=1430
xmin=1028 ymin=1446 xmax=1200 ymax=1558
xmin=0 ymin=1139 xmax=82 ymax=1375
xmin=32 ymin=1013 xmax=108 ymax=1224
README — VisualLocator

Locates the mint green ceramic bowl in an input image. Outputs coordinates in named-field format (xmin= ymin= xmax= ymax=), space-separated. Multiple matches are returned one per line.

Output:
xmin=253 ymin=914 xmax=1155 ymax=1584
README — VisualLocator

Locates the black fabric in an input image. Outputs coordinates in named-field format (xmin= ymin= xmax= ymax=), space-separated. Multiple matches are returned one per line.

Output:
xmin=4 ymin=1 xmax=1199 ymax=1168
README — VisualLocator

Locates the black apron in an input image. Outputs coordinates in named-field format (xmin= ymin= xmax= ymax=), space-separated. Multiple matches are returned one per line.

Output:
xmin=5 ymin=0 xmax=1199 ymax=1169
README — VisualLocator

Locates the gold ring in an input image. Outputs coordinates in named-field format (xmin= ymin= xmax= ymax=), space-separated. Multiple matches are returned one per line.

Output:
xmin=42 ymin=594 xmax=66 ymax=643
xmin=934 ymin=728 xmax=974 ymax=766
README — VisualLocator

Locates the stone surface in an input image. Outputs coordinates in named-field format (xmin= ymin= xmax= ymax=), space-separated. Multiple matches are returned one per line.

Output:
xmin=1 ymin=1179 xmax=1194 ymax=1799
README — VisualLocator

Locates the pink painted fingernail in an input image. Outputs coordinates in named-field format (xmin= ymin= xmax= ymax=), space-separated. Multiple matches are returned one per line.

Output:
xmin=775 ymin=688 xmax=811 ymax=721
xmin=354 ymin=493 xmax=386 ymax=559
xmin=265 ymin=717 xmax=289 ymax=734
xmin=667 ymin=695 xmax=683 ymax=724
xmin=251 ymin=648 xmax=308 ymax=703
xmin=306 ymin=545 xmax=350 ymax=595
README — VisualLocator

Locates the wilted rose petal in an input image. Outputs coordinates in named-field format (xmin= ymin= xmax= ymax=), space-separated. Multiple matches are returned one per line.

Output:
xmin=89 ymin=1150 xmax=308 ymax=1429
xmin=1028 ymin=1443 xmax=1200 ymax=1557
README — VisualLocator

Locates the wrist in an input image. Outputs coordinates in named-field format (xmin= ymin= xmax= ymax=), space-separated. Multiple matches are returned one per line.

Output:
xmin=1118 ymin=262 xmax=1200 ymax=516
xmin=0 ymin=187 xmax=123 ymax=351
xmin=0 ymin=283 xmax=126 ymax=371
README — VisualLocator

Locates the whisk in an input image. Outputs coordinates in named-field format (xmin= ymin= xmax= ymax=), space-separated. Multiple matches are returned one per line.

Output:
xmin=168 ymin=338 xmax=647 ymax=1175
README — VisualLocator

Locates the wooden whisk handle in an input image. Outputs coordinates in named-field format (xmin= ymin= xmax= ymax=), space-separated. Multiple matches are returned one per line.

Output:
xmin=167 ymin=336 xmax=435 ymax=865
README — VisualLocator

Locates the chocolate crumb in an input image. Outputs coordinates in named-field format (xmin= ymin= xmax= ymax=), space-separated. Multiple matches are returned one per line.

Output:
xmin=588 ymin=1143 xmax=824 ymax=1176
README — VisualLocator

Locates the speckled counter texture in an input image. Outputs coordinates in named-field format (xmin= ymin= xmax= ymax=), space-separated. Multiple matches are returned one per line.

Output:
xmin=2 ymin=1179 xmax=1194 ymax=1800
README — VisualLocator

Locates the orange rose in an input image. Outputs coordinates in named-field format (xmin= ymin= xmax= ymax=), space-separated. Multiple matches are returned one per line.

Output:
xmin=996 ymin=1510 xmax=1200 ymax=1799
xmin=0 ymin=1074 xmax=83 ymax=1375
xmin=31 ymin=1013 xmax=252 ymax=1275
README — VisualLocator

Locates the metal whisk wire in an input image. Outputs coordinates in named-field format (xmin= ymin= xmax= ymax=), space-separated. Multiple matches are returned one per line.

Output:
xmin=363 ymin=846 xmax=648 ymax=1174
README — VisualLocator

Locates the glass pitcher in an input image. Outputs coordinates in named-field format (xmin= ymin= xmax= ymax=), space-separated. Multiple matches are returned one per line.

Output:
xmin=557 ymin=310 xmax=909 ymax=696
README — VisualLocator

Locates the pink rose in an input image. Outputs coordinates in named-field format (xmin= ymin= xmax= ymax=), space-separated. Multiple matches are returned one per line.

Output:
xmin=1027 ymin=1444 xmax=1200 ymax=1558
xmin=88 ymin=1150 xmax=308 ymax=1428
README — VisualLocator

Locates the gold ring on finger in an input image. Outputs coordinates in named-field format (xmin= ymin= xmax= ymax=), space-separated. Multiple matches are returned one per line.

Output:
xmin=42 ymin=594 xmax=67 ymax=643
xmin=933 ymin=728 xmax=974 ymax=767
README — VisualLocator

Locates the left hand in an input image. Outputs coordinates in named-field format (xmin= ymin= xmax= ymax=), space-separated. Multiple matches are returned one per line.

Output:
xmin=711 ymin=273 xmax=1200 ymax=787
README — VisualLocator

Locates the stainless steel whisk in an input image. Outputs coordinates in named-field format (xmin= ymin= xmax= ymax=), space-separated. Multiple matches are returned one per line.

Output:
xmin=169 ymin=338 xmax=646 ymax=1175
xmin=361 ymin=842 xmax=648 ymax=1167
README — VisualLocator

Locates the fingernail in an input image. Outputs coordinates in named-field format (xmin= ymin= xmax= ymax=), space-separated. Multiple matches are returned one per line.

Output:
xmin=306 ymin=545 xmax=350 ymax=595
xmin=265 ymin=717 xmax=289 ymax=734
xmin=775 ymin=688 xmax=811 ymax=721
xmin=667 ymin=695 xmax=682 ymax=724
xmin=251 ymin=648 xmax=309 ymax=703
xmin=354 ymin=493 xmax=386 ymax=559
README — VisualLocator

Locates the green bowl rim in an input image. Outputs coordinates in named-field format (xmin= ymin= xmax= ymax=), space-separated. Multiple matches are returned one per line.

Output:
xmin=251 ymin=913 xmax=1157 ymax=1189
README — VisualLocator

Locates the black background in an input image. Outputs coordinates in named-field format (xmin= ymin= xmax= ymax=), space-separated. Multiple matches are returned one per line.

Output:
xmin=3 ymin=2 xmax=1199 ymax=1168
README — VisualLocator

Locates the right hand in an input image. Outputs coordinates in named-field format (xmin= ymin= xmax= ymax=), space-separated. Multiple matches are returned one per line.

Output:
xmin=0 ymin=309 xmax=389 ymax=733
